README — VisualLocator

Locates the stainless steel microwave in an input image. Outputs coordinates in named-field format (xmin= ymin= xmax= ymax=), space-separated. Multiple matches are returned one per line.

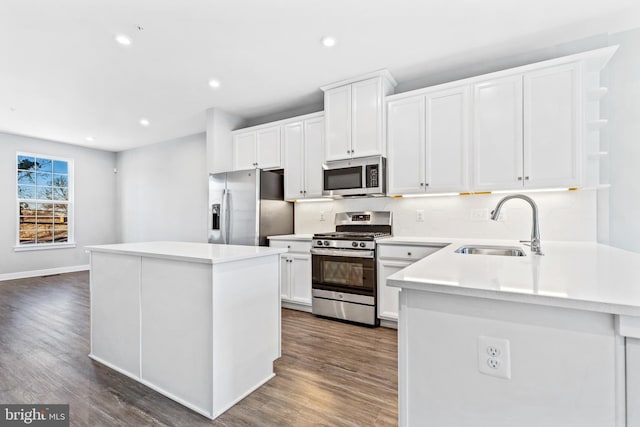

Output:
xmin=322 ymin=156 xmax=386 ymax=197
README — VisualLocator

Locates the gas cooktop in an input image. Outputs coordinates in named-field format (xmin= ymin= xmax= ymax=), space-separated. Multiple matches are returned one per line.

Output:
xmin=312 ymin=231 xmax=391 ymax=241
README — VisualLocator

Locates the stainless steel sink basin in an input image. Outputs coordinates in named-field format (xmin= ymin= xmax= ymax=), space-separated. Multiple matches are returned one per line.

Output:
xmin=454 ymin=245 xmax=526 ymax=257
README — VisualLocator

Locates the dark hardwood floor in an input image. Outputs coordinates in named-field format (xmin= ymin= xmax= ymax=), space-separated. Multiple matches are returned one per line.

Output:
xmin=0 ymin=272 xmax=398 ymax=426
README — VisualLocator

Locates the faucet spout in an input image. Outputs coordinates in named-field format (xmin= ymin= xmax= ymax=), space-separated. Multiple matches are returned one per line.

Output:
xmin=490 ymin=194 xmax=543 ymax=255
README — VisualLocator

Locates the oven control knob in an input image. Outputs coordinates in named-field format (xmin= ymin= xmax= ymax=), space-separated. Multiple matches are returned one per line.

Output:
xmin=323 ymin=241 xmax=329 ymax=246
xmin=359 ymin=242 xmax=366 ymax=248
xmin=352 ymin=242 xmax=358 ymax=247
xmin=316 ymin=240 xmax=323 ymax=246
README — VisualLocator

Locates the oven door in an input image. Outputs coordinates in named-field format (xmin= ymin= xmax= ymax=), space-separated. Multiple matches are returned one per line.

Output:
xmin=311 ymin=248 xmax=376 ymax=296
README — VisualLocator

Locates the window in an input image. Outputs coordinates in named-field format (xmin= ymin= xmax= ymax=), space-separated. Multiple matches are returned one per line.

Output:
xmin=16 ymin=153 xmax=74 ymax=249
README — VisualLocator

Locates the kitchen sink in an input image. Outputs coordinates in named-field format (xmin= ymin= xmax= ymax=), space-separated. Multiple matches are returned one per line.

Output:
xmin=454 ymin=245 xmax=526 ymax=257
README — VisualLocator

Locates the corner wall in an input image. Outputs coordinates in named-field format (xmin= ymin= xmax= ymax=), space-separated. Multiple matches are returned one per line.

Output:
xmin=116 ymin=133 xmax=208 ymax=243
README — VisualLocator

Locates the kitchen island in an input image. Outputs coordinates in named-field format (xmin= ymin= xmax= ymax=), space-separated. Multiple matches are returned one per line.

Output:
xmin=86 ymin=241 xmax=286 ymax=420
xmin=388 ymin=239 xmax=640 ymax=427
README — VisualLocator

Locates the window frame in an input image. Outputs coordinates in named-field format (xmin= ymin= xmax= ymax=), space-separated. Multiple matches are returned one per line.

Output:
xmin=14 ymin=151 xmax=75 ymax=251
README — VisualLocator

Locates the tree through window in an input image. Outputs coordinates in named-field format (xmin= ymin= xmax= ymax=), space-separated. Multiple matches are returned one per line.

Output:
xmin=16 ymin=153 xmax=73 ymax=246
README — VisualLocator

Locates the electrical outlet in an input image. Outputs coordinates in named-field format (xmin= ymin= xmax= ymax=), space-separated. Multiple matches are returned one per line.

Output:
xmin=478 ymin=336 xmax=511 ymax=379
xmin=416 ymin=210 xmax=425 ymax=222
xmin=471 ymin=208 xmax=489 ymax=221
xmin=320 ymin=211 xmax=326 ymax=221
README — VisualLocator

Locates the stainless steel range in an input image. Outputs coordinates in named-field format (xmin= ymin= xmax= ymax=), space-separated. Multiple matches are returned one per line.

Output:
xmin=311 ymin=211 xmax=392 ymax=326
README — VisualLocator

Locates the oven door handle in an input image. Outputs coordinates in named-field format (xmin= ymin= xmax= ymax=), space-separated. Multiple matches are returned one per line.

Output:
xmin=311 ymin=248 xmax=375 ymax=259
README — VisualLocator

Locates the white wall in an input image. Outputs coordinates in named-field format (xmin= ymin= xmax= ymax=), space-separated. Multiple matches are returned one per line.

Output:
xmin=602 ymin=27 xmax=640 ymax=253
xmin=0 ymin=132 xmax=117 ymax=277
xmin=116 ymin=133 xmax=208 ymax=243
xmin=206 ymin=108 xmax=246 ymax=174
xmin=295 ymin=190 xmax=596 ymax=242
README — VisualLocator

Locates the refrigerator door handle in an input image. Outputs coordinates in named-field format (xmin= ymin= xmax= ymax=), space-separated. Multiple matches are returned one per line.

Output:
xmin=220 ymin=189 xmax=228 ymax=244
xmin=223 ymin=189 xmax=231 ymax=244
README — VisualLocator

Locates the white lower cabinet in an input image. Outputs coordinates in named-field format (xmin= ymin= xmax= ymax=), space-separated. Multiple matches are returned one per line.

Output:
xmin=377 ymin=244 xmax=443 ymax=322
xmin=270 ymin=239 xmax=312 ymax=311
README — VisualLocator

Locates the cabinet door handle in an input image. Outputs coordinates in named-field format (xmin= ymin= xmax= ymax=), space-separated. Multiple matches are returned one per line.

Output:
xmin=517 ymin=177 xmax=523 ymax=181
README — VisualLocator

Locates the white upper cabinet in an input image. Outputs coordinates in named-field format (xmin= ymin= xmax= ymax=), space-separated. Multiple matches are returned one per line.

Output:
xmin=388 ymin=96 xmax=426 ymax=195
xmin=232 ymin=125 xmax=282 ymax=171
xmin=232 ymin=132 xmax=257 ymax=171
xmin=523 ymin=63 xmax=580 ymax=188
xmin=283 ymin=114 xmax=325 ymax=201
xmin=472 ymin=64 xmax=581 ymax=191
xmin=324 ymin=85 xmax=352 ymax=161
xmin=472 ymin=75 xmax=524 ymax=191
xmin=322 ymin=72 xmax=396 ymax=162
xmin=387 ymin=86 xmax=469 ymax=195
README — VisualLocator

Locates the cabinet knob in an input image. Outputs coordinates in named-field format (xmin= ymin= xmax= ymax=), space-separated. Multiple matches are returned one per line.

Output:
xmin=525 ymin=176 xmax=530 ymax=180
xmin=347 ymin=150 xmax=350 ymax=154
xmin=303 ymin=190 xmax=307 ymax=194
xmin=408 ymin=252 xmax=412 ymax=256
xmin=300 ymin=190 xmax=303 ymax=194
xmin=425 ymin=183 xmax=429 ymax=187
xmin=287 ymin=245 xmax=291 ymax=248
xmin=517 ymin=177 xmax=523 ymax=181
xmin=420 ymin=183 xmax=424 ymax=187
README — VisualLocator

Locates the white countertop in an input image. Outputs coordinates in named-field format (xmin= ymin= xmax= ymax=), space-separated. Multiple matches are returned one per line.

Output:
xmin=87 ymin=241 xmax=287 ymax=264
xmin=388 ymin=239 xmax=640 ymax=316
xmin=267 ymin=234 xmax=313 ymax=241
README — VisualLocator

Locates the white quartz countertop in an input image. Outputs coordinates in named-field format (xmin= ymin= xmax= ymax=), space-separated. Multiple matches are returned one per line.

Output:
xmin=86 ymin=241 xmax=287 ymax=264
xmin=388 ymin=239 xmax=640 ymax=316
xmin=267 ymin=234 xmax=313 ymax=241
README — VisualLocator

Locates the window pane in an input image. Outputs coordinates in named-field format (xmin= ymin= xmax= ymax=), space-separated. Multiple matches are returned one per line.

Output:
xmin=36 ymin=172 xmax=52 ymax=186
xmin=53 ymin=204 xmax=68 ymax=223
xmin=17 ymin=171 xmax=35 ymax=185
xmin=36 ymin=223 xmax=53 ymax=243
xmin=53 ymin=225 xmax=68 ymax=242
xmin=36 ymin=186 xmax=53 ymax=200
xmin=18 ymin=185 xmax=35 ymax=199
xmin=36 ymin=203 xmax=53 ymax=217
xmin=53 ymin=161 xmax=68 ymax=174
xmin=19 ymin=202 xmax=36 ymax=216
xmin=19 ymin=223 xmax=36 ymax=244
xmin=52 ymin=187 xmax=68 ymax=201
xmin=53 ymin=174 xmax=68 ymax=188
xmin=17 ymin=156 xmax=36 ymax=171
xmin=35 ymin=158 xmax=52 ymax=172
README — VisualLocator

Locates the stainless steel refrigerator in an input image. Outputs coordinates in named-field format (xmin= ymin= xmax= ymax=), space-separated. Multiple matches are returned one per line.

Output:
xmin=208 ymin=169 xmax=293 ymax=246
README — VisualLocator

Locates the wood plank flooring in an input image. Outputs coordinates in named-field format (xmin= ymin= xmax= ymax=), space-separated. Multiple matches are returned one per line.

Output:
xmin=0 ymin=272 xmax=398 ymax=426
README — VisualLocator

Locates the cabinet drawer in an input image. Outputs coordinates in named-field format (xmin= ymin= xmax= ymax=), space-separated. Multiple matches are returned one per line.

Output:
xmin=377 ymin=244 xmax=443 ymax=261
xmin=269 ymin=240 xmax=311 ymax=253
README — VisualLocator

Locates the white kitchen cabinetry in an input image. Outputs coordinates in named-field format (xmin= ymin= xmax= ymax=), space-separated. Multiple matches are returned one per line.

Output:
xmin=232 ymin=125 xmax=281 ymax=170
xmin=322 ymin=71 xmax=396 ymax=161
xmin=269 ymin=238 xmax=312 ymax=311
xmin=283 ymin=114 xmax=325 ymax=200
xmin=388 ymin=86 xmax=469 ymax=195
xmin=377 ymin=243 xmax=442 ymax=324
xmin=473 ymin=64 xmax=580 ymax=191
xmin=472 ymin=75 xmax=524 ymax=191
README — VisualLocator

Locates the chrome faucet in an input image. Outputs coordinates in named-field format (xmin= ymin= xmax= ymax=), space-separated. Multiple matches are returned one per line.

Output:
xmin=490 ymin=194 xmax=543 ymax=255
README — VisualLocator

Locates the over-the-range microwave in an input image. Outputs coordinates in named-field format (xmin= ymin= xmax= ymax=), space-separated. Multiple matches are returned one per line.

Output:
xmin=322 ymin=155 xmax=386 ymax=197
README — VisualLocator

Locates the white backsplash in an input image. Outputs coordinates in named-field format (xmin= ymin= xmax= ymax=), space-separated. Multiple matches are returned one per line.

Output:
xmin=294 ymin=190 xmax=597 ymax=242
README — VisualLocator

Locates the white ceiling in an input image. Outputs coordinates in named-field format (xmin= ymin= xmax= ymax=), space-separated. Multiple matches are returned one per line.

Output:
xmin=1 ymin=0 xmax=639 ymax=152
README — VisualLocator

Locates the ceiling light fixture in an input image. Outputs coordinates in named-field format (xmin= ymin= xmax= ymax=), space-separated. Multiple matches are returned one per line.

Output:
xmin=208 ymin=79 xmax=221 ymax=89
xmin=321 ymin=36 xmax=336 ymax=47
xmin=139 ymin=118 xmax=150 ymax=127
xmin=85 ymin=136 xmax=95 ymax=142
xmin=115 ymin=34 xmax=132 ymax=46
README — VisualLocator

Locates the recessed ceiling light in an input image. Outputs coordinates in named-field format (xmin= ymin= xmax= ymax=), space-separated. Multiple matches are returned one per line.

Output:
xmin=208 ymin=79 xmax=221 ymax=89
xmin=115 ymin=34 xmax=132 ymax=46
xmin=321 ymin=36 xmax=336 ymax=47
xmin=85 ymin=136 xmax=95 ymax=142
xmin=139 ymin=118 xmax=150 ymax=127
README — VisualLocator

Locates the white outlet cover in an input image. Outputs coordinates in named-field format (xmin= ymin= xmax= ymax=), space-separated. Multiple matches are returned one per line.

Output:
xmin=416 ymin=209 xmax=425 ymax=222
xmin=478 ymin=336 xmax=511 ymax=379
xmin=471 ymin=208 xmax=489 ymax=221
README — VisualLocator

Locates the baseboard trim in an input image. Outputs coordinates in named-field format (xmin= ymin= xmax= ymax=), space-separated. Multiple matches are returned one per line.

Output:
xmin=0 ymin=264 xmax=90 ymax=282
